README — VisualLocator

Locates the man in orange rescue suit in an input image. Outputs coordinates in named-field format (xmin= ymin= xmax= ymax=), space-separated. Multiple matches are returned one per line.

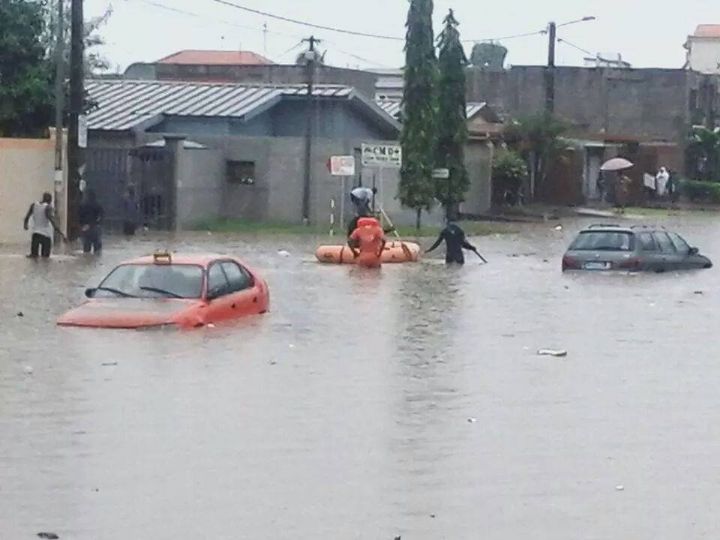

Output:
xmin=348 ymin=216 xmax=386 ymax=268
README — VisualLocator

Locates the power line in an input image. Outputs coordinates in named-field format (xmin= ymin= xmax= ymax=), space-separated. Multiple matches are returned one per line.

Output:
xmin=556 ymin=37 xmax=594 ymax=57
xmin=463 ymin=29 xmax=545 ymax=44
xmin=209 ymin=0 xmax=405 ymax=41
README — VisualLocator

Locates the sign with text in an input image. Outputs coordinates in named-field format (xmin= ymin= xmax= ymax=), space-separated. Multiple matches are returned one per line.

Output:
xmin=327 ymin=155 xmax=356 ymax=176
xmin=361 ymin=143 xmax=402 ymax=168
xmin=78 ymin=115 xmax=88 ymax=148
xmin=432 ymin=168 xmax=450 ymax=179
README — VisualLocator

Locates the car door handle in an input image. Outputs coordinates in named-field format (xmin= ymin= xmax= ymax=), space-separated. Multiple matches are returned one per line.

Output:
xmin=253 ymin=297 xmax=258 ymax=303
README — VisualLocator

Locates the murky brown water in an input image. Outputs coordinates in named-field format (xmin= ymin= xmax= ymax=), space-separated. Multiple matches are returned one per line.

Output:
xmin=1 ymin=215 xmax=720 ymax=539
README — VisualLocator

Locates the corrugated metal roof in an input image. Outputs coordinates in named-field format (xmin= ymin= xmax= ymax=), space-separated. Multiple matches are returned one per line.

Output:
xmin=86 ymin=80 xmax=354 ymax=131
xmin=376 ymin=100 xmax=487 ymax=121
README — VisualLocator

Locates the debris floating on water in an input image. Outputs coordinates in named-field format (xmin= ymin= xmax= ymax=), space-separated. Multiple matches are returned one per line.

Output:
xmin=467 ymin=417 xmax=477 ymax=424
xmin=537 ymin=349 xmax=568 ymax=357
xmin=615 ymin=485 xmax=625 ymax=492
xmin=694 ymin=290 xmax=704 ymax=295
xmin=101 ymin=362 xmax=118 ymax=367
xmin=24 ymin=366 xmax=34 ymax=375
xmin=37 ymin=534 xmax=59 ymax=540
xmin=554 ymin=225 xmax=563 ymax=231
xmin=207 ymin=323 xmax=216 ymax=329
xmin=16 ymin=311 xmax=24 ymax=317
xmin=278 ymin=250 xmax=291 ymax=257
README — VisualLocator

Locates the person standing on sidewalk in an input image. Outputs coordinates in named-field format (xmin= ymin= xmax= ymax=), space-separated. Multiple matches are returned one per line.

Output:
xmin=23 ymin=192 xmax=66 ymax=258
xmin=79 ymin=190 xmax=104 ymax=254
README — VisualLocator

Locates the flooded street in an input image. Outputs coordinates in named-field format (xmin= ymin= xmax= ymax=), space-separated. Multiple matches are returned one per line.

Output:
xmin=2 ymin=215 xmax=720 ymax=539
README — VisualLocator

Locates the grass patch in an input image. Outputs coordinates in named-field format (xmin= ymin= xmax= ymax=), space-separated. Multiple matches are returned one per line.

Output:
xmin=193 ymin=218 xmax=515 ymax=238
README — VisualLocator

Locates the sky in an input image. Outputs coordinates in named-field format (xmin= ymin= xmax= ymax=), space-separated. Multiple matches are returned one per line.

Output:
xmin=87 ymin=0 xmax=720 ymax=72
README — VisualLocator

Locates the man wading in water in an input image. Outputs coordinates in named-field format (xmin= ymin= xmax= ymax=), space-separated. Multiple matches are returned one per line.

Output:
xmin=426 ymin=220 xmax=479 ymax=265
xmin=23 ymin=192 xmax=66 ymax=258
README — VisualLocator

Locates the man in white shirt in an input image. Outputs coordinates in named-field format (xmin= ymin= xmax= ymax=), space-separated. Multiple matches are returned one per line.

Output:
xmin=23 ymin=192 xmax=65 ymax=258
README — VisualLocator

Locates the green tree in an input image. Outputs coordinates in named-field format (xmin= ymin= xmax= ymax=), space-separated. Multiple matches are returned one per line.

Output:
xmin=687 ymin=126 xmax=720 ymax=181
xmin=505 ymin=113 xmax=568 ymax=200
xmin=435 ymin=9 xmax=469 ymax=220
xmin=491 ymin=149 xmax=527 ymax=205
xmin=399 ymin=0 xmax=437 ymax=229
xmin=470 ymin=42 xmax=507 ymax=69
xmin=0 ymin=0 xmax=53 ymax=137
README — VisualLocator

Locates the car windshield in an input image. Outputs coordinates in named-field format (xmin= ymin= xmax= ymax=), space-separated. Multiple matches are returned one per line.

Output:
xmin=570 ymin=231 xmax=634 ymax=252
xmin=96 ymin=264 xmax=204 ymax=299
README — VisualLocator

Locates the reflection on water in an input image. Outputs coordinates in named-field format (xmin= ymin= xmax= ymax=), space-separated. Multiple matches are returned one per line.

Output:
xmin=1 ymin=216 xmax=720 ymax=539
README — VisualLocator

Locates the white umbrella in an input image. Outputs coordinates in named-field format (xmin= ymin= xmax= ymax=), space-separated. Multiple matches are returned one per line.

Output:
xmin=600 ymin=157 xmax=634 ymax=172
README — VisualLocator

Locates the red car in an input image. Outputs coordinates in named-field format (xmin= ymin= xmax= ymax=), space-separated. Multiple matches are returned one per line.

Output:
xmin=57 ymin=252 xmax=269 ymax=329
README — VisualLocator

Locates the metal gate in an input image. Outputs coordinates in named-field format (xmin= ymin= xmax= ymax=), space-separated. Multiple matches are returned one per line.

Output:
xmin=84 ymin=146 xmax=175 ymax=231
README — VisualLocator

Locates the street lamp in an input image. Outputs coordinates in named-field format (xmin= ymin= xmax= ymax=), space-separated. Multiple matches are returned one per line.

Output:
xmin=545 ymin=16 xmax=596 ymax=113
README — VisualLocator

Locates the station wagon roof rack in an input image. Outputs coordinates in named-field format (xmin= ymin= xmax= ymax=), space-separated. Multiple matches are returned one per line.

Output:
xmin=587 ymin=223 xmax=623 ymax=229
xmin=630 ymin=224 xmax=666 ymax=230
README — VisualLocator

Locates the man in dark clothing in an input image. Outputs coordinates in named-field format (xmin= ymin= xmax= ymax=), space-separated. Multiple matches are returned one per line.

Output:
xmin=79 ymin=190 xmax=104 ymax=254
xmin=426 ymin=222 xmax=478 ymax=264
xmin=122 ymin=187 xmax=140 ymax=236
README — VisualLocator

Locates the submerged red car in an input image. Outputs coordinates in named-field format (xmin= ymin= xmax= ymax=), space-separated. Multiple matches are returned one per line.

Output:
xmin=57 ymin=252 xmax=269 ymax=329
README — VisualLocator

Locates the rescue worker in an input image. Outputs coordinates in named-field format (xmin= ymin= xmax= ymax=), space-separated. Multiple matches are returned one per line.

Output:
xmin=425 ymin=221 xmax=478 ymax=265
xmin=348 ymin=216 xmax=386 ymax=268
xmin=346 ymin=186 xmax=395 ymax=238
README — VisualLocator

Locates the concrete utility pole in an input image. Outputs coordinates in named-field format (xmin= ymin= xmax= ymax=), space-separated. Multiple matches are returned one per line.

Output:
xmin=67 ymin=0 xmax=84 ymax=240
xmin=301 ymin=35 xmax=320 ymax=224
xmin=545 ymin=21 xmax=556 ymax=114
xmin=53 ymin=0 xmax=66 ymax=235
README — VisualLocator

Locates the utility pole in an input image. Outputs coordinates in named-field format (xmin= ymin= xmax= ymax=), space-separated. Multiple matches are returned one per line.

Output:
xmin=54 ymin=0 xmax=65 ymax=230
xmin=67 ymin=0 xmax=84 ymax=241
xmin=263 ymin=23 xmax=268 ymax=57
xmin=545 ymin=21 xmax=556 ymax=114
xmin=301 ymin=35 xmax=320 ymax=224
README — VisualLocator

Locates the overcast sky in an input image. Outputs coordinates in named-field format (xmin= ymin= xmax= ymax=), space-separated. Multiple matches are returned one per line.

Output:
xmin=88 ymin=0 xmax=720 ymax=72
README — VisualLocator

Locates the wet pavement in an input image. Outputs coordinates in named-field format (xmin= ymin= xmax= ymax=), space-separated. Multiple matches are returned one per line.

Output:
xmin=1 ymin=215 xmax=720 ymax=539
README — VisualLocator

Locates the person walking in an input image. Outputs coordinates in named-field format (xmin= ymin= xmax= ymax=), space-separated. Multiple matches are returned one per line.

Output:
xmin=23 ymin=192 xmax=65 ymax=258
xmin=78 ymin=190 xmax=104 ymax=254
xmin=425 ymin=221 xmax=479 ymax=265
xmin=615 ymin=172 xmax=633 ymax=214
xmin=122 ymin=187 xmax=140 ymax=236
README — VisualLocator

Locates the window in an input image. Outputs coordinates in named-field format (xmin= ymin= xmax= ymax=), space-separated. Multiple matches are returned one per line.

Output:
xmin=207 ymin=263 xmax=230 ymax=298
xmin=570 ymin=231 xmax=634 ymax=252
xmin=97 ymin=264 xmax=204 ymax=299
xmin=668 ymin=232 xmax=691 ymax=254
xmin=227 ymin=161 xmax=256 ymax=185
xmin=221 ymin=261 xmax=253 ymax=293
xmin=637 ymin=233 xmax=659 ymax=252
xmin=654 ymin=232 xmax=677 ymax=253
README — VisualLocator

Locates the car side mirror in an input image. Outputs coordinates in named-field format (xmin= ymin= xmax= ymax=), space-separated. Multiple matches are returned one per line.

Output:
xmin=85 ymin=288 xmax=96 ymax=298
xmin=689 ymin=247 xmax=699 ymax=256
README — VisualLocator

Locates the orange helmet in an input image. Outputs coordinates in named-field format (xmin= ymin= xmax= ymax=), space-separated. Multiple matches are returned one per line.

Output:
xmin=357 ymin=217 xmax=380 ymax=228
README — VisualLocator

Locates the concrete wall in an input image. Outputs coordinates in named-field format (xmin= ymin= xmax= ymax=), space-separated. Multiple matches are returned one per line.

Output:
xmin=0 ymin=135 xmax=67 ymax=244
xmin=124 ymin=63 xmax=379 ymax=99
xmin=466 ymin=66 xmax=703 ymax=143
xmin=688 ymin=39 xmax=720 ymax=74
xmin=461 ymin=140 xmax=494 ymax=216
xmin=176 ymin=147 xmax=224 ymax=227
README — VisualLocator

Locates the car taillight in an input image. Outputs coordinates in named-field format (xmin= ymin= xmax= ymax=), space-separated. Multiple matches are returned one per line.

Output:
xmin=617 ymin=257 xmax=640 ymax=270
xmin=562 ymin=255 xmax=580 ymax=271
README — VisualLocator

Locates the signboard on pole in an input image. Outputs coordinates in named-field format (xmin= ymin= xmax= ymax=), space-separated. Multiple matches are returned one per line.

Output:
xmin=361 ymin=143 xmax=402 ymax=169
xmin=78 ymin=114 xmax=88 ymax=148
xmin=327 ymin=155 xmax=356 ymax=177
xmin=432 ymin=168 xmax=450 ymax=179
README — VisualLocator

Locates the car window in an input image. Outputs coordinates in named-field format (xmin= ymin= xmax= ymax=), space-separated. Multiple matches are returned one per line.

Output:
xmin=668 ymin=232 xmax=691 ymax=254
xmin=637 ymin=233 xmax=659 ymax=252
xmin=221 ymin=261 xmax=253 ymax=293
xmin=570 ymin=231 xmax=634 ymax=251
xmin=207 ymin=263 xmax=230 ymax=298
xmin=653 ymin=232 xmax=676 ymax=253
xmin=98 ymin=264 xmax=204 ymax=299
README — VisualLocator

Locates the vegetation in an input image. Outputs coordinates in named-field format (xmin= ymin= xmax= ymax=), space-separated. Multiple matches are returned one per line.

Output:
xmin=435 ymin=9 xmax=469 ymax=220
xmin=469 ymin=42 xmax=507 ymax=69
xmin=0 ymin=0 xmax=53 ymax=137
xmin=677 ymin=179 xmax=720 ymax=203
xmin=491 ymin=150 xmax=528 ymax=205
xmin=504 ymin=113 xmax=568 ymax=200
xmin=686 ymin=126 xmax=720 ymax=182
xmin=399 ymin=0 xmax=437 ymax=229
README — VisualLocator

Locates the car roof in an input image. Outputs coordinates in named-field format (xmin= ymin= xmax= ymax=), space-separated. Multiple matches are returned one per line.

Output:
xmin=124 ymin=253 xmax=235 ymax=267
xmin=580 ymin=224 xmax=668 ymax=234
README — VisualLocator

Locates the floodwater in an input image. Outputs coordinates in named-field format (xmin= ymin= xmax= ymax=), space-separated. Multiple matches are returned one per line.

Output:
xmin=1 ymin=216 xmax=720 ymax=540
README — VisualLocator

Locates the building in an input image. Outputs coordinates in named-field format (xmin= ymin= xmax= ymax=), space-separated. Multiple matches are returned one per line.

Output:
xmin=157 ymin=50 xmax=274 ymax=66
xmin=83 ymin=79 xmax=414 ymax=229
xmin=685 ymin=25 xmax=720 ymax=74
xmin=372 ymin=68 xmax=404 ymax=100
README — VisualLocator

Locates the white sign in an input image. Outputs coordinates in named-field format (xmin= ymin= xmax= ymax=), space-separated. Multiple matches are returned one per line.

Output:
xmin=432 ymin=168 xmax=450 ymax=179
xmin=329 ymin=155 xmax=355 ymax=176
xmin=361 ymin=143 xmax=402 ymax=169
xmin=78 ymin=114 xmax=88 ymax=148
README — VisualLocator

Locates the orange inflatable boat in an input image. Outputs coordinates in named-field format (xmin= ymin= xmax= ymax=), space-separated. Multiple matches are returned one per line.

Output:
xmin=316 ymin=241 xmax=421 ymax=264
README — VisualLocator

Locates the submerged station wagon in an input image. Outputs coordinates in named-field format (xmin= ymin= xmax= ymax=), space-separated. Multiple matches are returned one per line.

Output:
xmin=562 ymin=225 xmax=713 ymax=272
